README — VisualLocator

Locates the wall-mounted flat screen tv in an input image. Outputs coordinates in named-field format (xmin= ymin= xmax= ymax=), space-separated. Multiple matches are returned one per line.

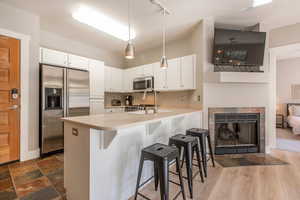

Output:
xmin=212 ymin=29 xmax=266 ymax=66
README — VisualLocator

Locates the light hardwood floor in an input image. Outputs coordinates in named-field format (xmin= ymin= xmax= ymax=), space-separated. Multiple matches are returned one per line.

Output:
xmin=277 ymin=128 xmax=300 ymax=141
xmin=131 ymin=150 xmax=300 ymax=200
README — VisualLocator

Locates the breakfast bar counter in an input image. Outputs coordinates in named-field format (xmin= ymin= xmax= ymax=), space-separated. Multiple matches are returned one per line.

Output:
xmin=62 ymin=109 xmax=202 ymax=200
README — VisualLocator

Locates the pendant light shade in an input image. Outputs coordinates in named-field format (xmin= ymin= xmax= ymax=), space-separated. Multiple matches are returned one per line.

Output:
xmin=160 ymin=9 xmax=168 ymax=68
xmin=160 ymin=56 xmax=168 ymax=69
xmin=125 ymin=42 xmax=135 ymax=59
xmin=125 ymin=0 xmax=135 ymax=59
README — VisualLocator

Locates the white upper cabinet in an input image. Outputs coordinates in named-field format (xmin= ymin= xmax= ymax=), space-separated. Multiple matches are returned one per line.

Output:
xmin=142 ymin=64 xmax=154 ymax=77
xmin=40 ymin=48 xmax=68 ymax=67
xmin=123 ymin=68 xmax=135 ymax=92
xmin=110 ymin=67 xmax=123 ymax=92
xmin=154 ymin=62 xmax=167 ymax=91
xmin=68 ymin=54 xmax=89 ymax=70
xmin=180 ymin=55 xmax=196 ymax=90
xmin=166 ymin=58 xmax=181 ymax=90
xmin=104 ymin=66 xmax=123 ymax=92
xmin=89 ymin=59 xmax=105 ymax=98
xmin=104 ymin=66 xmax=112 ymax=92
xmin=153 ymin=55 xmax=196 ymax=91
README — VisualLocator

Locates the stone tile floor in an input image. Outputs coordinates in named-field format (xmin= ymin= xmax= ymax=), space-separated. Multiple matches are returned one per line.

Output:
xmin=0 ymin=153 xmax=65 ymax=200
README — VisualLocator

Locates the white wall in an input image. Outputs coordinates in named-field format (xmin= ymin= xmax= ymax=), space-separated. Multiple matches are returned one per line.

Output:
xmin=202 ymin=18 xmax=276 ymax=153
xmin=277 ymin=58 xmax=300 ymax=114
xmin=124 ymin=36 xmax=194 ymax=68
xmin=40 ymin=30 xmax=124 ymax=68
xmin=0 ymin=3 xmax=40 ymax=152
xmin=270 ymin=23 xmax=300 ymax=48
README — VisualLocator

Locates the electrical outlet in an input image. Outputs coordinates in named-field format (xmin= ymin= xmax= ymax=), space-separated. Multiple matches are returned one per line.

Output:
xmin=197 ymin=95 xmax=201 ymax=102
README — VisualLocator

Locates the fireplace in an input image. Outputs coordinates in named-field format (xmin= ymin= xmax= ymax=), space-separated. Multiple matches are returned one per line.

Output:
xmin=215 ymin=113 xmax=260 ymax=155
xmin=209 ymin=107 xmax=265 ymax=155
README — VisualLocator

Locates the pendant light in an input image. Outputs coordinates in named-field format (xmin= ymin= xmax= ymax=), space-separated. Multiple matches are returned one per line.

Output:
xmin=125 ymin=0 xmax=135 ymax=59
xmin=160 ymin=8 xmax=168 ymax=69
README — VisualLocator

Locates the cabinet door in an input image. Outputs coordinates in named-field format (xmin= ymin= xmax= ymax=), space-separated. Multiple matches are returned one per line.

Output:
xmin=143 ymin=64 xmax=154 ymax=76
xmin=89 ymin=59 xmax=105 ymax=98
xmin=104 ymin=66 xmax=112 ymax=92
xmin=180 ymin=55 xmax=196 ymax=90
xmin=154 ymin=62 xmax=167 ymax=91
xmin=166 ymin=58 xmax=180 ymax=90
xmin=123 ymin=68 xmax=134 ymax=92
xmin=68 ymin=54 xmax=89 ymax=70
xmin=41 ymin=48 xmax=68 ymax=66
xmin=135 ymin=66 xmax=144 ymax=77
xmin=111 ymin=68 xmax=123 ymax=92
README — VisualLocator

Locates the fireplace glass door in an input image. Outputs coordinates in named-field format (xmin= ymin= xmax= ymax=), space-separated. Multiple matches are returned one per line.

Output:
xmin=215 ymin=113 xmax=260 ymax=154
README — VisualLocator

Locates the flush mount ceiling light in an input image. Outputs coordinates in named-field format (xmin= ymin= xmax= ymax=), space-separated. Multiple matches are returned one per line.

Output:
xmin=73 ymin=5 xmax=136 ymax=41
xmin=125 ymin=0 xmax=135 ymax=59
xmin=252 ymin=0 xmax=272 ymax=7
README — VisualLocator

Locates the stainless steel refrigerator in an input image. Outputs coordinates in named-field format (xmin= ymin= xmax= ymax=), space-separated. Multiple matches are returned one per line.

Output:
xmin=39 ymin=64 xmax=90 ymax=156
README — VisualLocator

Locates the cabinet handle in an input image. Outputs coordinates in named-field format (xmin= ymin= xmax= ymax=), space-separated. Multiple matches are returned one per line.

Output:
xmin=72 ymin=128 xmax=79 ymax=136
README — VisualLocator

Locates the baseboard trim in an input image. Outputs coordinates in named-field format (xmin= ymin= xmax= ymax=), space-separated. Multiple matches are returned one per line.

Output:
xmin=21 ymin=148 xmax=40 ymax=161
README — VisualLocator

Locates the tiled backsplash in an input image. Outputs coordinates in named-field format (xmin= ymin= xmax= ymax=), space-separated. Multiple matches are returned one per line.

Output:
xmin=105 ymin=91 xmax=200 ymax=108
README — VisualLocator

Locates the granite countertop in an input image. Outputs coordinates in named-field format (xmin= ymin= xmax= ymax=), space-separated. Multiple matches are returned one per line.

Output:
xmin=62 ymin=108 xmax=202 ymax=131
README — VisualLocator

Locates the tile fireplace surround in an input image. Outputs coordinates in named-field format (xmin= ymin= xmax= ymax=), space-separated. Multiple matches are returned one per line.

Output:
xmin=208 ymin=107 xmax=266 ymax=154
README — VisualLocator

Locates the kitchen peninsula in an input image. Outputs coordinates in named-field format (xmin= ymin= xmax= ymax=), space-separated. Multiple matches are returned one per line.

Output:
xmin=62 ymin=109 xmax=202 ymax=200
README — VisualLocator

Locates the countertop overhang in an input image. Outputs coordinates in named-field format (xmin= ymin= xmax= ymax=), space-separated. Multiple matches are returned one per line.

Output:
xmin=62 ymin=109 xmax=202 ymax=131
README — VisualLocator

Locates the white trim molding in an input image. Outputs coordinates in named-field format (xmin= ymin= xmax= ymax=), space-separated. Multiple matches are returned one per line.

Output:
xmin=268 ymin=42 xmax=300 ymax=152
xmin=0 ymin=28 xmax=40 ymax=161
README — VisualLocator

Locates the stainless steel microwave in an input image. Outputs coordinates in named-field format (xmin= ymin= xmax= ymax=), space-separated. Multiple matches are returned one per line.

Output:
xmin=133 ymin=76 xmax=154 ymax=91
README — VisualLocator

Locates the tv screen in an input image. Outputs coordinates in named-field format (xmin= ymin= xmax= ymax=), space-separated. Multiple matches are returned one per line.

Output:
xmin=213 ymin=29 xmax=266 ymax=66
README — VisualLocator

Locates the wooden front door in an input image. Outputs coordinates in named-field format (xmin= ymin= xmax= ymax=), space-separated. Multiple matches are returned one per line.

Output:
xmin=0 ymin=35 xmax=20 ymax=164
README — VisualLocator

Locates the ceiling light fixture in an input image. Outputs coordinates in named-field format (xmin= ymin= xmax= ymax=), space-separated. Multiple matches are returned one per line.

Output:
xmin=148 ymin=0 xmax=171 ymax=69
xmin=125 ymin=0 xmax=135 ymax=59
xmin=160 ymin=8 xmax=168 ymax=69
xmin=252 ymin=0 xmax=272 ymax=7
xmin=72 ymin=5 xmax=136 ymax=41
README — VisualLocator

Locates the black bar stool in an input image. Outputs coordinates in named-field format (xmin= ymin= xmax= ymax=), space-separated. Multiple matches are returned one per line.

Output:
xmin=186 ymin=128 xmax=215 ymax=177
xmin=134 ymin=143 xmax=186 ymax=200
xmin=169 ymin=134 xmax=204 ymax=199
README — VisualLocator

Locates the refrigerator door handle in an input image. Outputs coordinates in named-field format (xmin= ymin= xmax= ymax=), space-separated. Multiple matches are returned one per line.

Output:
xmin=65 ymin=69 xmax=69 ymax=117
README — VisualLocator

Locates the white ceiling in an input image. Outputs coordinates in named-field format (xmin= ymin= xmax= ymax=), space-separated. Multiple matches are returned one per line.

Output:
xmin=3 ymin=0 xmax=300 ymax=54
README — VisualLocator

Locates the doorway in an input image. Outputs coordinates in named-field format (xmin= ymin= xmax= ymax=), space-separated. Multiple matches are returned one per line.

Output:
xmin=0 ymin=35 xmax=20 ymax=164
xmin=272 ymin=43 xmax=300 ymax=153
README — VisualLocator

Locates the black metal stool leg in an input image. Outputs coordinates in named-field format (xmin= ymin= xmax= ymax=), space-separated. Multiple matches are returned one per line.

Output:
xmin=158 ymin=159 xmax=169 ymax=200
xmin=185 ymin=144 xmax=193 ymax=199
xmin=199 ymin=135 xmax=207 ymax=177
xmin=134 ymin=155 xmax=144 ymax=200
xmin=180 ymin=149 xmax=185 ymax=169
xmin=195 ymin=145 xmax=205 ymax=183
xmin=207 ymin=134 xmax=215 ymax=167
xmin=154 ymin=161 xmax=159 ymax=191
xmin=176 ymin=157 xmax=186 ymax=200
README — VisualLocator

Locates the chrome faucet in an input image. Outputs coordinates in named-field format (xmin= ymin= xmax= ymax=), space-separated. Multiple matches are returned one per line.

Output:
xmin=142 ymin=90 xmax=158 ymax=114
